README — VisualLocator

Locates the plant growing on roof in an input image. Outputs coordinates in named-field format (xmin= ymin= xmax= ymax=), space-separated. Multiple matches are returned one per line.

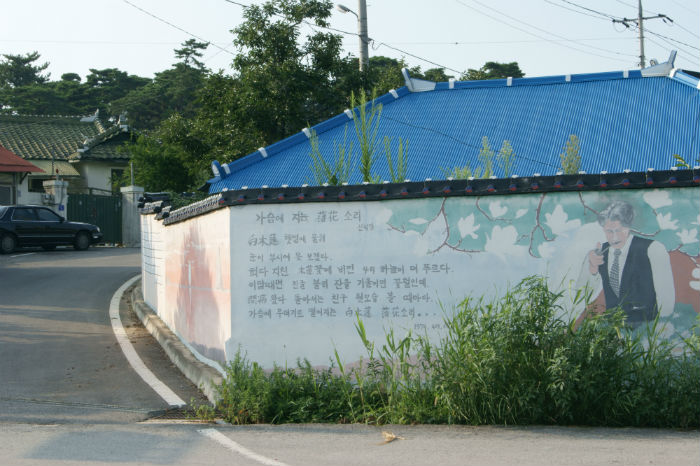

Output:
xmin=673 ymin=153 xmax=700 ymax=169
xmin=560 ymin=134 xmax=581 ymax=174
xmin=351 ymin=90 xmax=383 ymax=183
xmin=308 ymin=126 xmax=353 ymax=186
xmin=383 ymin=136 xmax=409 ymax=183
xmin=478 ymin=136 xmax=495 ymax=179
xmin=443 ymin=137 xmax=516 ymax=180
xmin=442 ymin=164 xmax=478 ymax=180
xmin=497 ymin=140 xmax=516 ymax=178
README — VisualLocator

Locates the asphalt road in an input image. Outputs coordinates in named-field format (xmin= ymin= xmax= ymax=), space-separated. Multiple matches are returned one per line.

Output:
xmin=0 ymin=247 xmax=698 ymax=466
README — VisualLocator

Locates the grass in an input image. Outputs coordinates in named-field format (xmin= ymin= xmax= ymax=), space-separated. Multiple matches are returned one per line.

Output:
xmin=197 ymin=276 xmax=699 ymax=428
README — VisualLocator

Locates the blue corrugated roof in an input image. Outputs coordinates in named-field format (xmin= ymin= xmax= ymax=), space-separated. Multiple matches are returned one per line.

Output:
xmin=208 ymin=65 xmax=700 ymax=193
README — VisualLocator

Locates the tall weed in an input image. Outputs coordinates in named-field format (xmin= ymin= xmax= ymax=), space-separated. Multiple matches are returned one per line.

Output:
xmin=207 ymin=277 xmax=699 ymax=427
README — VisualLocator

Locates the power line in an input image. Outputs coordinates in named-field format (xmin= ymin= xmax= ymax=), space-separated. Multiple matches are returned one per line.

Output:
xmin=381 ymin=114 xmax=560 ymax=170
xmin=610 ymin=1 xmax=699 ymax=40
xmin=121 ymin=0 xmax=234 ymax=56
xmin=645 ymin=27 xmax=700 ymax=51
xmin=469 ymin=0 xmax=637 ymax=58
xmin=614 ymin=0 xmax=660 ymax=16
xmin=542 ymin=0 xmax=612 ymax=21
xmin=384 ymin=37 xmax=636 ymax=45
xmin=669 ymin=0 xmax=699 ymax=15
xmin=371 ymin=43 xmax=463 ymax=74
xmin=546 ymin=0 xmax=700 ymax=66
xmin=669 ymin=21 xmax=700 ymax=39
xmin=222 ymin=0 xmax=462 ymax=74
xmin=454 ymin=0 xmax=632 ymax=62
xmin=554 ymin=0 xmax=619 ymax=20
xmin=644 ymin=35 xmax=697 ymax=64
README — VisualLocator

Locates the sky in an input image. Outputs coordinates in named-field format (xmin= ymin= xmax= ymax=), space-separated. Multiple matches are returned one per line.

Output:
xmin=1 ymin=0 xmax=698 ymax=82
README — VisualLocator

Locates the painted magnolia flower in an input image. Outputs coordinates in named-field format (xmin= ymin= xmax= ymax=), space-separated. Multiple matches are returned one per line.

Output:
xmin=690 ymin=267 xmax=700 ymax=292
xmin=485 ymin=225 xmax=527 ymax=258
xmin=515 ymin=208 xmax=528 ymax=219
xmin=676 ymin=228 xmax=699 ymax=244
xmin=488 ymin=201 xmax=508 ymax=218
xmin=375 ymin=208 xmax=393 ymax=225
xmin=458 ymin=214 xmax=480 ymax=239
xmin=537 ymin=241 xmax=556 ymax=259
xmin=656 ymin=212 xmax=679 ymax=230
xmin=409 ymin=217 xmax=429 ymax=225
xmin=407 ymin=211 xmax=448 ymax=255
xmin=643 ymin=190 xmax=672 ymax=209
xmin=544 ymin=205 xmax=581 ymax=236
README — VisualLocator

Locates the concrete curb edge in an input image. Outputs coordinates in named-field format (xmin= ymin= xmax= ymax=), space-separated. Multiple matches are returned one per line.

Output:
xmin=128 ymin=280 xmax=223 ymax=404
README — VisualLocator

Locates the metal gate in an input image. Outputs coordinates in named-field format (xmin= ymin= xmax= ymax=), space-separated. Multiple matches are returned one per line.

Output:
xmin=68 ymin=193 xmax=122 ymax=243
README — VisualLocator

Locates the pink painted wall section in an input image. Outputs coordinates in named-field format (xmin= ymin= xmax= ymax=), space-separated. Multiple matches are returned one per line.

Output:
xmin=162 ymin=207 xmax=231 ymax=364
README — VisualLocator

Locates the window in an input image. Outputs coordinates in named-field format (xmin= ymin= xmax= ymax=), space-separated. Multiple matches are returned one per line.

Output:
xmin=36 ymin=208 xmax=60 ymax=222
xmin=12 ymin=208 xmax=37 ymax=221
xmin=28 ymin=178 xmax=46 ymax=193
xmin=0 ymin=185 xmax=11 ymax=205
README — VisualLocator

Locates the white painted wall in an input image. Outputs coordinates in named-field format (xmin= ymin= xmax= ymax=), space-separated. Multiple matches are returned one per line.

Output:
xmin=15 ymin=176 xmax=43 ymax=206
xmin=141 ymin=213 xmax=166 ymax=314
xmin=76 ymin=160 xmax=125 ymax=192
xmin=141 ymin=187 xmax=700 ymax=369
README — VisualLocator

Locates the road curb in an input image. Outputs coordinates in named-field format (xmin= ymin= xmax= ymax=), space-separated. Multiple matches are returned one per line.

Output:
xmin=128 ymin=280 xmax=223 ymax=405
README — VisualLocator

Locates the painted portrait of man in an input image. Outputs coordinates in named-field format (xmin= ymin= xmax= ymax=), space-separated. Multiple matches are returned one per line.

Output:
xmin=580 ymin=200 xmax=676 ymax=328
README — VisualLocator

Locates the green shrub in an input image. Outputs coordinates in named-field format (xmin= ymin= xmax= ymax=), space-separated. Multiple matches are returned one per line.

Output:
xmin=203 ymin=277 xmax=699 ymax=427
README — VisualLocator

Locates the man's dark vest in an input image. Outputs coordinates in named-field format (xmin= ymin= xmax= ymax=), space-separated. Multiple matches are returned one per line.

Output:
xmin=599 ymin=236 xmax=658 ymax=327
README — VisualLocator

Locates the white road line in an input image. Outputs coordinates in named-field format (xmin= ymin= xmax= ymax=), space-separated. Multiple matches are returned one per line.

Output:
xmin=198 ymin=429 xmax=289 ymax=466
xmin=10 ymin=253 xmax=35 ymax=258
xmin=110 ymin=275 xmax=185 ymax=407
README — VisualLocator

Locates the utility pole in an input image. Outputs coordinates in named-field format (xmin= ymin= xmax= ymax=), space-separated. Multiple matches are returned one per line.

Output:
xmin=358 ymin=0 xmax=369 ymax=71
xmin=612 ymin=0 xmax=669 ymax=69
xmin=637 ymin=0 xmax=645 ymax=68
xmin=336 ymin=1 xmax=369 ymax=71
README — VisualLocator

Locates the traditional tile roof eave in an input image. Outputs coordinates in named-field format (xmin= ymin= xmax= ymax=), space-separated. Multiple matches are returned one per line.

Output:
xmin=0 ymin=111 xmax=131 ymax=162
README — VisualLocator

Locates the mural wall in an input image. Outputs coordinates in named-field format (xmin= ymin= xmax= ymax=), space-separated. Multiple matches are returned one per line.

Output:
xmin=163 ymin=207 xmax=232 ymax=366
xmin=141 ymin=186 xmax=699 ymax=370
xmin=228 ymin=187 xmax=699 ymax=367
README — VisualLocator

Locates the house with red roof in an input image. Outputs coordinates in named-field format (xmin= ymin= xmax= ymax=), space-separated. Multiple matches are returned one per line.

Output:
xmin=0 ymin=144 xmax=43 ymax=205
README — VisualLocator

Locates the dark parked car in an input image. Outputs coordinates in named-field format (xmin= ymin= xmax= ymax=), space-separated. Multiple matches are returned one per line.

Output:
xmin=0 ymin=205 xmax=103 ymax=254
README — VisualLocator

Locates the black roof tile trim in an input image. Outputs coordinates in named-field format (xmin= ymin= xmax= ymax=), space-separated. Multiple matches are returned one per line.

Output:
xmin=140 ymin=169 xmax=700 ymax=225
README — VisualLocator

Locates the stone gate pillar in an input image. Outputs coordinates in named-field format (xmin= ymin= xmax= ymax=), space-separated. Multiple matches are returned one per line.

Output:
xmin=42 ymin=179 xmax=69 ymax=218
xmin=121 ymin=185 xmax=144 ymax=247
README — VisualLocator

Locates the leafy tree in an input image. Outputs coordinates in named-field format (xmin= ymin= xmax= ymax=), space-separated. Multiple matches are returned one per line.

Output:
xmin=462 ymin=61 xmax=524 ymax=81
xmin=224 ymin=0 xmax=354 ymax=146
xmin=60 ymin=73 xmax=81 ymax=83
xmin=110 ymin=64 xmax=208 ymax=129
xmin=361 ymin=56 xmax=412 ymax=94
xmin=1 ymin=83 xmax=79 ymax=115
xmin=83 ymin=68 xmax=150 ymax=111
xmin=0 ymin=51 xmax=50 ymax=88
xmin=421 ymin=67 xmax=454 ymax=82
xmin=174 ymin=38 xmax=209 ymax=71
xmin=126 ymin=134 xmax=193 ymax=192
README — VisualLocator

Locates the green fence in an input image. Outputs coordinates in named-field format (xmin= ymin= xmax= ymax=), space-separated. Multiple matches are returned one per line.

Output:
xmin=67 ymin=193 xmax=122 ymax=243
